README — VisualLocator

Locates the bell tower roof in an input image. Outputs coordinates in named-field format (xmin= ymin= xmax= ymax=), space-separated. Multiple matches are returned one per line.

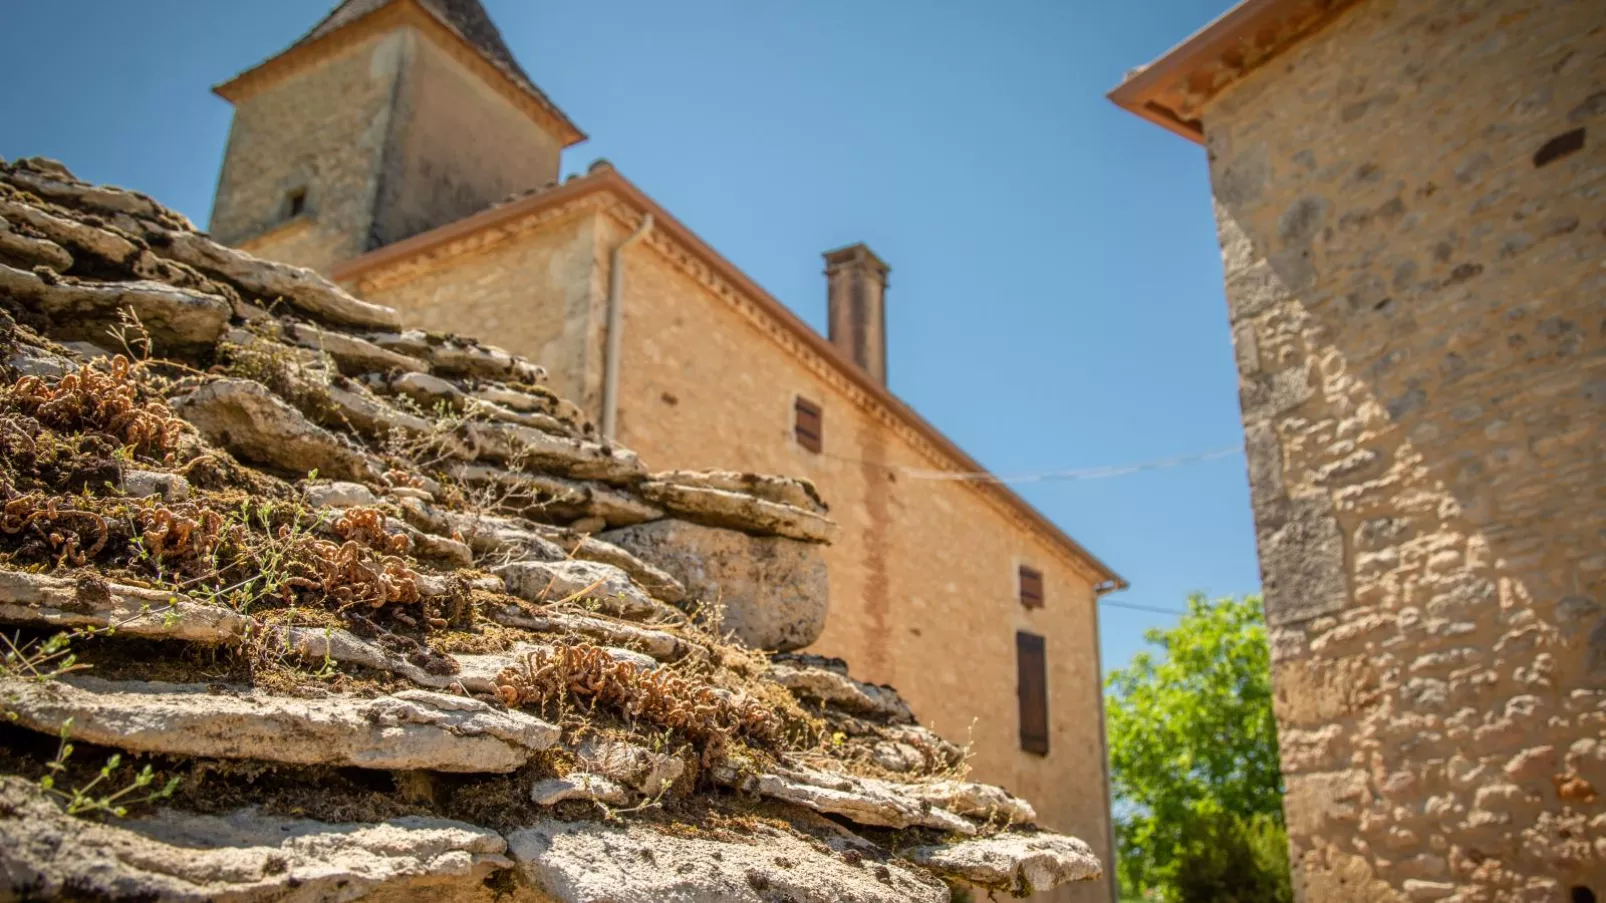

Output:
xmin=214 ymin=0 xmax=584 ymax=147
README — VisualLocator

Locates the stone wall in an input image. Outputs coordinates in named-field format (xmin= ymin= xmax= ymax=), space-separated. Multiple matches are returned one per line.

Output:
xmin=0 ymin=157 xmax=1107 ymax=901
xmin=372 ymin=34 xmax=564 ymax=249
xmin=360 ymin=209 xmax=601 ymax=407
xmin=210 ymin=31 xmax=404 ymax=272
xmin=601 ymin=212 xmax=1116 ymax=903
xmin=1200 ymin=0 xmax=1605 ymax=899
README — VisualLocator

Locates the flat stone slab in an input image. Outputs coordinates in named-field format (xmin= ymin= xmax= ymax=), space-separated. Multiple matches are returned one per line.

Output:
xmin=0 ymin=677 xmax=559 ymax=773
xmin=530 ymin=774 xmax=631 ymax=807
xmin=0 ymin=569 xmax=253 ymax=645
xmin=638 ymin=479 xmax=836 ymax=543
xmin=445 ymin=462 xmax=662 ymax=527
xmin=769 ymin=659 xmax=915 ymax=723
xmin=0 ymin=193 xmax=138 ymax=266
xmin=1 ymin=262 xmax=230 ymax=350
xmin=283 ymin=320 xmax=428 ymax=374
xmin=150 ymin=227 xmax=403 ymax=331
xmin=603 ymin=518 xmax=827 ymax=651
xmin=651 ymin=469 xmax=828 ymax=514
xmin=901 ymin=779 xmax=1037 ymax=825
xmin=507 ymin=817 xmax=949 ymax=903
xmin=171 ymin=378 xmax=385 ymax=483
xmin=713 ymin=761 xmax=976 ymax=834
xmin=492 ymin=604 xmax=705 ymax=663
xmin=906 ymin=832 xmax=1103 ymax=894
xmin=494 ymin=558 xmax=683 ymax=624
xmin=467 ymin=420 xmax=646 ymax=485
xmin=0 ymin=215 xmax=74 ymax=272
xmin=0 ymin=776 xmax=510 ymax=903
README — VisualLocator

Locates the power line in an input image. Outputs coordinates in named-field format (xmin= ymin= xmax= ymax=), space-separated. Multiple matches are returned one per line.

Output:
xmin=1101 ymin=599 xmax=1189 ymax=616
xmin=899 ymin=445 xmax=1243 ymax=485
xmin=802 ymin=434 xmax=1244 ymax=486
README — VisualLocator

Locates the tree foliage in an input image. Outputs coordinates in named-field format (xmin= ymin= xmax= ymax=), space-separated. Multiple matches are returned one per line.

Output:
xmin=1106 ymin=594 xmax=1291 ymax=902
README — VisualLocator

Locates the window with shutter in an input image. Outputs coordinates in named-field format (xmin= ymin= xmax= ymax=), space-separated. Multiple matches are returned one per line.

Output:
xmin=1018 ymin=565 xmax=1044 ymax=609
xmin=1017 ymin=631 xmax=1049 ymax=755
xmin=794 ymin=396 xmax=822 ymax=453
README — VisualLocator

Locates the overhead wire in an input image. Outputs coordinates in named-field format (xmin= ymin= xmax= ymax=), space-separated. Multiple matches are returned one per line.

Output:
xmin=774 ymin=428 xmax=1240 ymax=618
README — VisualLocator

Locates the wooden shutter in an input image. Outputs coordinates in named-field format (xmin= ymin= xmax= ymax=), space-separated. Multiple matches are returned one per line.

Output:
xmin=1018 ymin=565 xmax=1044 ymax=610
xmin=1017 ymin=631 xmax=1049 ymax=755
xmin=794 ymin=397 xmax=822 ymax=453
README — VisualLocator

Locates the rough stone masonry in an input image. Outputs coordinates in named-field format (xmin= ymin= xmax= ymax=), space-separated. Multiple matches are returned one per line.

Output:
xmin=1116 ymin=0 xmax=1604 ymax=899
xmin=0 ymin=156 xmax=1103 ymax=900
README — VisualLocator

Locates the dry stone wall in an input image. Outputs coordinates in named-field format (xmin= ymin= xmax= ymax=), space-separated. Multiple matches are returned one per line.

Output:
xmin=0 ymin=156 xmax=1102 ymax=900
xmin=1200 ymin=0 xmax=1605 ymax=899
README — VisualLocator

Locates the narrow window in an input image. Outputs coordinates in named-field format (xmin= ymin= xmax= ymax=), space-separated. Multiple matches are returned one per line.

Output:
xmin=794 ymin=396 xmax=822 ymax=453
xmin=1017 ymin=631 xmax=1049 ymax=755
xmin=1018 ymin=565 xmax=1044 ymax=610
xmin=285 ymin=187 xmax=307 ymax=219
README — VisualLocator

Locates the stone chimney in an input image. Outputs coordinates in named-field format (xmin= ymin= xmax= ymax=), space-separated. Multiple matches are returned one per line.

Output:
xmin=823 ymin=243 xmax=891 ymax=383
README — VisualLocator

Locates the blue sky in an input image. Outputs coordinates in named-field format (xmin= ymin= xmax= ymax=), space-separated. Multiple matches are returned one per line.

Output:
xmin=0 ymin=0 xmax=1252 ymax=675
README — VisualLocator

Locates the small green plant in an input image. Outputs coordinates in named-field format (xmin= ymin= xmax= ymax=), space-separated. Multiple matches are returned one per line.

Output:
xmin=2 ymin=613 xmax=184 ymax=819
xmin=40 ymin=718 xmax=181 ymax=817
xmin=1 ymin=629 xmax=92 ymax=682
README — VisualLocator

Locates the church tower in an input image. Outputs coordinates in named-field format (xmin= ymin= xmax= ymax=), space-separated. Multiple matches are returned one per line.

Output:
xmin=208 ymin=0 xmax=585 ymax=273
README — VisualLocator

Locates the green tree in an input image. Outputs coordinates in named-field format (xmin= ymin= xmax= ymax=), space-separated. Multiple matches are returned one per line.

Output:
xmin=1105 ymin=594 xmax=1291 ymax=902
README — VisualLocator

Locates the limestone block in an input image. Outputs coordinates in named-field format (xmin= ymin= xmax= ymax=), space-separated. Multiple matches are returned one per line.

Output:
xmin=0 ymin=263 xmax=229 ymax=349
xmin=536 ymin=527 xmax=686 ymax=604
xmin=506 ymin=817 xmax=948 ymax=903
xmin=0 ymin=217 xmax=73 ymax=272
xmin=444 ymin=462 xmax=662 ymax=527
xmin=906 ymin=833 xmax=1102 ymax=894
xmin=171 ymin=378 xmax=385 ymax=483
xmin=466 ymin=420 xmax=645 ymax=485
xmin=386 ymin=516 xmax=474 ymax=568
xmin=282 ymin=320 xmax=428 ymax=374
xmin=494 ymin=559 xmax=681 ymax=624
xmin=395 ymin=495 xmax=568 ymax=561
xmin=301 ymin=479 xmax=379 ymax=509
xmin=492 ymin=604 xmax=704 ymax=663
xmin=7 ymin=342 xmax=72 ymax=378
xmin=638 ymin=479 xmax=836 ymax=543
xmin=711 ymin=761 xmax=975 ymax=834
xmin=1258 ymin=493 xmax=1350 ymax=626
xmin=650 ymin=469 xmax=827 ymax=514
xmin=0 ymin=569 xmax=252 ymax=645
xmin=0 ymin=569 xmax=476 ymax=690
xmin=602 ymin=518 xmax=827 ymax=652
xmin=0 ymin=677 xmax=559 ymax=773
xmin=0 ymin=777 xmax=510 ymax=902
xmin=323 ymin=381 xmax=435 ymax=439
xmin=147 ymin=228 xmax=402 ymax=330
xmin=3 ymin=162 xmax=169 ymax=221
xmin=573 ymin=737 xmax=686 ymax=796
xmin=0 ymin=194 xmax=137 ymax=266
xmin=121 ymin=468 xmax=191 ymax=502
xmin=769 ymin=657 xmax=914 ymax=723
xmin=900 ymin=779 xmax=1037 ymax=825
xmin=531 ymin=774 xmax=631 ymax=806
xmin=425 ymin=337 xmax=545 ymax=384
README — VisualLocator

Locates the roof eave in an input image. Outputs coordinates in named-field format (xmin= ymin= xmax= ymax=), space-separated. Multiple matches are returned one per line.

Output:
xmin=1107 ymin=0 xmax=1364 ymax=142
xmin=211 ymin=0 xmax=586 ymax=147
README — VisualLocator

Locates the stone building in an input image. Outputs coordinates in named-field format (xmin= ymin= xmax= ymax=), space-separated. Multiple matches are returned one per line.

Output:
xmin=204 ymin=0 xmax=1124 ymax=896
xmin=1113 ymin=0 xmax=1604 ymax=900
